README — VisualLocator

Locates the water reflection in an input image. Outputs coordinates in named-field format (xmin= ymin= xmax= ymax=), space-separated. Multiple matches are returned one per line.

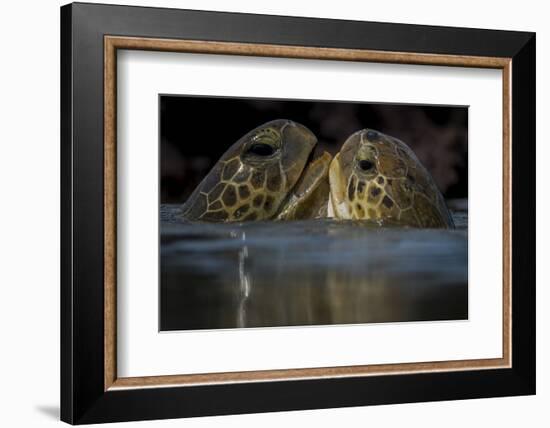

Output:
xmin=160 ymin=206 xmax=468 ymax=331
xmin=236 ymin=231 xmax=251 ymax=328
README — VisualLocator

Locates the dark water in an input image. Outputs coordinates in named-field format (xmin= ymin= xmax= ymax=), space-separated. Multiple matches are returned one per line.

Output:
xmin=160 ymin=205 xmax=468 ymax=331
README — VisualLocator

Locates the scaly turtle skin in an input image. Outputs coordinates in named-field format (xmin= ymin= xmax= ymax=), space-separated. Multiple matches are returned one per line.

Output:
xmin=180 ymin=119 xmax=331 ymax=222
xmin=329 ymin=129 xmax=454 ymax=228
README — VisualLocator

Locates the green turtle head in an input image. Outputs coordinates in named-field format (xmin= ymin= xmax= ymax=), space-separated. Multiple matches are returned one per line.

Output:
xmin=329 ymin=128 xmax=454 ymax=228
xmin=181 ymin=119 xmax=318 ymax=221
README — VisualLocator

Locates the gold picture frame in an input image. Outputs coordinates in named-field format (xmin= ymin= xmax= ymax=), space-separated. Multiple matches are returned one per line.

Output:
xmin=103 ymin=36 xmax=512 ymax=391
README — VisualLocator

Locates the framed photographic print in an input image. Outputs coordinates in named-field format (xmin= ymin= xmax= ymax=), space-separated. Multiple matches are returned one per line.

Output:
xmin=60 ymin=2 xmax=535 ymax=424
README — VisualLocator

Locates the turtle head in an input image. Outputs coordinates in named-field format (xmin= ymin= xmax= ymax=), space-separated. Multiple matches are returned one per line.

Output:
xmin=329 ymin=128 xmax=454 ymax=228
xmin=329 ymin=128 xmax=407 ymax=220
xmin=181 ymin=119 xmax=318 ymax=221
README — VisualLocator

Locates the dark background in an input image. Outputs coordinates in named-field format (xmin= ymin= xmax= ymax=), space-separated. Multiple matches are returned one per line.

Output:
xmin=160 ymin=95 xmax=468 ymax=203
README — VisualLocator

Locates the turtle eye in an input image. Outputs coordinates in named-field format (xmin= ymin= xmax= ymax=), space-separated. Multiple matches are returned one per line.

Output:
xmin=246 ymin=143 xmax=276 ymax=157
xmin=358 ymin=159 xmax=375 ymax=171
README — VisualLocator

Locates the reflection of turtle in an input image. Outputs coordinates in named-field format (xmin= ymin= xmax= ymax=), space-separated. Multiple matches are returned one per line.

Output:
xmin=329 ymin=129 xmax=454 ymax=228
xmin=180 ymin=119 xmax=332 ymax=222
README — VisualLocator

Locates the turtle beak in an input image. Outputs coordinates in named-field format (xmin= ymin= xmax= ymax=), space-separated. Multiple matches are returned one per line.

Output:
xmin=328 ymin=153 xmax=351 ymax=219
xmin=284 ymin=121 xmax=317 ymax=152
xmin=280 ymin=121 xmax=318 ymax=189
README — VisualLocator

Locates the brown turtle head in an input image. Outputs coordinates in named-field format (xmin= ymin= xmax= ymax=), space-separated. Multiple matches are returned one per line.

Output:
xmin=181 ymin=119 xmax=318 ymax=221
xmin=329 ymin=128 xmax=454 ymax=228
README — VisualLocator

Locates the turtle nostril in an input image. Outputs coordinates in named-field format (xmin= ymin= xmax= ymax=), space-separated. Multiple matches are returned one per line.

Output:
xmin=358 ymin=159 xmax=375 ymax=171
xmin=366 ymin=130 xmax=379 ymax=141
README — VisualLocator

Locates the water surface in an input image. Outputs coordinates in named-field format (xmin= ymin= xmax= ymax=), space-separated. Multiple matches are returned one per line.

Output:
xmin=160 ymin=205 xmax=468 ymax=331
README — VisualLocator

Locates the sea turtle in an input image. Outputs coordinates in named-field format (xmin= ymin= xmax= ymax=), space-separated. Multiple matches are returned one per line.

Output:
xmin=328 ymin=129 xmax=454 ymax=228
xmin=180 ymin=119 xmax=332 ymax=222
